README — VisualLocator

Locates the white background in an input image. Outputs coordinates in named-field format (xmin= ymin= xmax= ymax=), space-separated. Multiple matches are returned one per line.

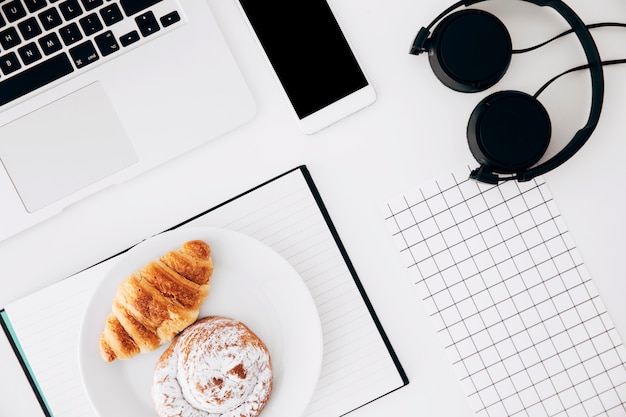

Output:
xmin=1 ymin=0 xmax=625 ymax=416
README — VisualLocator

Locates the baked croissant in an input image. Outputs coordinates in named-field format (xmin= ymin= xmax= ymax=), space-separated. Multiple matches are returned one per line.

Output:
xmin=99 ymin=239 xmax=214 ymax=362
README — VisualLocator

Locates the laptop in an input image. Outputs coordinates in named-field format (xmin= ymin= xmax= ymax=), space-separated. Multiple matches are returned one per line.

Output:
xmin=0 ymin=0 xmax=256 ymax=242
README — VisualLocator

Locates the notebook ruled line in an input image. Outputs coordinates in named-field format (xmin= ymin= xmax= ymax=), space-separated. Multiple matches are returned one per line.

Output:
xmin=3 ymin=167 xmax=408 ymax=417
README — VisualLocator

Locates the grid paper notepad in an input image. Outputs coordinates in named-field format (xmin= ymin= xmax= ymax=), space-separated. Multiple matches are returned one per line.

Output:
xmin=1 ymin=166 xmax=407 ymax=417
xmin=383 ymin=166 xmax=626 ymax=417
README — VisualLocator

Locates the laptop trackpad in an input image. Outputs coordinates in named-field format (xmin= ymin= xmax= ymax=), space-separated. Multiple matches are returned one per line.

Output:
xmin=0 ymin=82 xmax=137 ymax=213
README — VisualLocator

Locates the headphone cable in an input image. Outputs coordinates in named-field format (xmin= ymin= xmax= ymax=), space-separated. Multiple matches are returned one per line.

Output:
xmin=513 ymin=22 xmax=626 ymax=97
xmin=534 ymin=58 xmax=626 ymax=98
xmin=513 ymin=22 xmax=626 ymax=54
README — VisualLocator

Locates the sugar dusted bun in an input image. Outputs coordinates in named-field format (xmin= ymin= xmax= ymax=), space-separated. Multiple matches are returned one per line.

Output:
xmin=152 ymin=316 xmax=273 ymax=417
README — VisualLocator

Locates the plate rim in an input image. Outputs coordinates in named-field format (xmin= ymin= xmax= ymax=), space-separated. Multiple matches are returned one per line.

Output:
xmin=78 ymin=226 xmax=323 ymax=417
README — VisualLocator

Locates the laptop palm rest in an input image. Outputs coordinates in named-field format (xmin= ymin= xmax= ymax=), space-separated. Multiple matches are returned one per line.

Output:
xmin=0 ymin=82 xmax=137 ymax=213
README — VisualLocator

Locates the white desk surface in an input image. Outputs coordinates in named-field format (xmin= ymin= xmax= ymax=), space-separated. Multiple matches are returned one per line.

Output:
xmin=1 ymin=1 xmax=625 ymax=416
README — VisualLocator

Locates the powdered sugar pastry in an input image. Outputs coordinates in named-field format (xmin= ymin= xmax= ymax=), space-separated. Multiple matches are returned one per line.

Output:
xmin=152 ymin=316 xmax=273 ymax=417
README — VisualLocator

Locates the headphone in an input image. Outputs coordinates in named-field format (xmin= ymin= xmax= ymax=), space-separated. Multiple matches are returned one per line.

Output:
xmin=410 ymin=0 xmax=604 ymax=184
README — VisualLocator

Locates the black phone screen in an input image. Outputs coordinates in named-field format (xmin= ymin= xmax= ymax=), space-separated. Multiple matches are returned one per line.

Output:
xmin=238 ymin=0 xmax=369 ymax=119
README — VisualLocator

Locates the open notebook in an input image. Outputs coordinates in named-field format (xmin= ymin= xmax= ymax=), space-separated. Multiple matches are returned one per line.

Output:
xmin=1 ymin=165 xmax=408 ymax=417
xmin=383 ymin=166 xmax=626 ymax=416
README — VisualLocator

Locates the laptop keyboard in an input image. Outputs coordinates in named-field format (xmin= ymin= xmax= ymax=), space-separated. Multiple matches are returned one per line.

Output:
xmin=0 ymin=0 xmax=184 ymax=106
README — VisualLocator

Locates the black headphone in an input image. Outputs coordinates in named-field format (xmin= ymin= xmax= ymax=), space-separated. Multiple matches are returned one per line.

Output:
xmin=410 ymin=0 xmax=604 ymax=184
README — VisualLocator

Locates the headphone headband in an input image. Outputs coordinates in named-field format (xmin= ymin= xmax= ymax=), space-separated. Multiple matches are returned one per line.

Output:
xmin=411 ymin=0 xmax=604 ymax=183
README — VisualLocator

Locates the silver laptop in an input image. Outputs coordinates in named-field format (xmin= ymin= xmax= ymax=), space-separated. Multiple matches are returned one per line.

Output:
xmin=0 ymin=0 xmax=256 ymax=242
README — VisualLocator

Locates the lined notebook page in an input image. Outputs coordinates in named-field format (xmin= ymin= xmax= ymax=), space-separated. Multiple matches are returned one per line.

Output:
xmin=383 ymin=167 xmax=626 ymax=417
xmin=4 ymin=166 xmax=406 ymax=417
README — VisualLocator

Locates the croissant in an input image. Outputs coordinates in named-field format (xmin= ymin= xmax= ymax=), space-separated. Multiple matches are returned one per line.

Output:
xmin=99 ymin=239 xmax=214 ymax=362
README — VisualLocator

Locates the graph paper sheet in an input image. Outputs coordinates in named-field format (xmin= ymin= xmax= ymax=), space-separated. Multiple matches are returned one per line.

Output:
xmin=383 ymin=166 xmax=626 ymax=417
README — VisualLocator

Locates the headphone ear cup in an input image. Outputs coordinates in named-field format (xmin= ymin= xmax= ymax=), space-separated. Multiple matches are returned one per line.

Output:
xmin=468 ymin=91 xmax=552 ymax=173
xmin=428 ymin=9 xmax=512 ymax=93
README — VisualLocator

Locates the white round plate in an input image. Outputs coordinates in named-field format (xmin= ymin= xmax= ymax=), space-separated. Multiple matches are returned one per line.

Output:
xmin=79 ymin=227 xmax=323 ymax=417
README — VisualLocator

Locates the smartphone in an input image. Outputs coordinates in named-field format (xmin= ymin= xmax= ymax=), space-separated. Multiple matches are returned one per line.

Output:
xmin=236 ymin=0 xmax=376 ymax=134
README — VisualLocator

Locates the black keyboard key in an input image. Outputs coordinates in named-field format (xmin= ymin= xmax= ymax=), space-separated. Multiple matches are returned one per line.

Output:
xmin=38 ymin=32 xmax=62 ymax=55
xmin=100 ymin=3 xmax=122 ymax=26
xmin=0 ymin=51 xmax=21 ymax=75
xmin=69 ymin=39 xmax=98 ymax=68
xmin=2 ymin=0 xmax=27 ymax=23
xmin=59 ymin=22 xmax=82 ymax=46
xmin=59 ymin=0 xmax=82 ymax=20
xmin=39 ymin=7 xmax=63 ymax=31
xmin=18 ymin=17 xmax=42 ymax=40
xmin=120 ymin=0 xmax=161 ymax=17
xmin=119 ymin=30 xmax=139 ymax=47
xmin=0 ymin=53 xmax=74 ymax=106
xmin=0 ymin=26 xmax=21 ymax=49
xmin=24 ymin=0 xmax=47 ymax=13
xmin=79 ymin=13 xmax=103 ymax=36
xmin=94 ymin=30 xmax=118 ymax=56
xmin=160 ymin=11 xmax=180 ymax=28
xmin=18 ymin=42 xmax=42 ymax=65
xmin=80 ymin=0 xmax=102 ymax=11
xmin=136 ymin=11 xmax=159 ymax=37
